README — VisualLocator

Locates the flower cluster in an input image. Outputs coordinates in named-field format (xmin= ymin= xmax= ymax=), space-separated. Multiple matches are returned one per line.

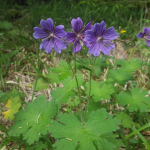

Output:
xmin=33 ymin=17 xmax=150 ymax=56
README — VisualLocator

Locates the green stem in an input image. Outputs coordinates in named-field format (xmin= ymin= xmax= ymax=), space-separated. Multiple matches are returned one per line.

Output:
xmin=85 ymin=56 xmax=96 ymax=115
xmin=74 ymin=53 xmax=84 ymax=125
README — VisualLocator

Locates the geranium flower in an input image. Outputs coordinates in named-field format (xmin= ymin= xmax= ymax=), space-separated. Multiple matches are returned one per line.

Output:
xmin=65 ymin=17 xmax=93 ymax=53
xmin=84 ymin=21 xmax=119 ymax=56
xmin=33 ymin=18 xmax=67 ymax=53
xmin=136 ymin=27 xmax=150 ymax=47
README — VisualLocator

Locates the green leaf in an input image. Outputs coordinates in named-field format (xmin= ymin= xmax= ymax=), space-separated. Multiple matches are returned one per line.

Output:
xmin=51 ymin=75 xmax=84 ymax=107
xmin=33 ymin=78 xmax=49 ymax=91
xmin=0 ymin=21 xmax=13 ymax=30
xmin=116 ymin=58 xmax=145 ymax=72
xmin=0 ymin=89 xmax=19 ymax=103
xmin=46 ymin=72 xmax=59 ymax=84
xmin=76 ymin=57 xmax=107 ymax=76
xmin=116 ymin=112 xmax=134 ymax=128
xmin=8 ymin=95 xmax=58 ymax=145
xmin=68 ymin=96 xmax=80 ymax=106
xmin=107 ymin=68 xmax=134 ymax=84
xmin=0 ymin=90 xmax=5 ymax=98
xmin=117 ymin=87 xmax=150 ymax=112
xmin=86 ymin=81 xmax=114 ymax=102
xmin=27 ymin=141 xmax=48 ymax=150
xmin=50 ymin=59 xmax=72 ymax=80
xmin=49 ymin=108 xmax=121 ymax=150
xmin=0 ymin=50 xmax=18 ymax=65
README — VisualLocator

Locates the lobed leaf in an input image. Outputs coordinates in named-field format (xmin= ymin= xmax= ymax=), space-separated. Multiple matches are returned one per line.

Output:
xmin=116 ymin=112 xmax=134 ymax=128
xmin=51 ymin=75 xmax=84 ymax=108
xmin=50 ymin=59 xmax=72 ymax=80
xmin=49 ymin=108 xmax=122 ymax=150
xmin=86 ymin=81 xmax=114 ymax=102
xmin=8 ymin=95 xmax=58 ymax=145
xmin=117 ymin=87 xmax=150 ymax=112
xmin=107 ymin=68 xmax=134 ymax=84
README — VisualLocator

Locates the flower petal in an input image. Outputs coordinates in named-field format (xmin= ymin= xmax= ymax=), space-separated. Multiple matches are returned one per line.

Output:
xmin=40 ymin=18 xmax=54 ymax=32
xmin=144 ymin=27 xmax=150 ymax=36
xmin=103 ymin=27 xmax=118 ymax=40
xmin=71 ymin=17 xmax=83 ymax=33
xmin=40 ymin=38 xmax=49 ymax=50
xmin=136 ymin=31 xmax=144 ymax=38
xmin=33 ymin=27 xmax=49 ymax=39
xmin=73 ymin=40 xmax=81 ymax=53
xmin=88 ymin=41 xmax=101 ymax=56
xmin=84 ymin=30 xmax=97 ymax=44
xmin=54 ymin=25 xmax=66 ymax=38
xmin=54 ymin=37 xmax=67 ymax=53
xmin=45 ymin=38 xmax=53 ymax=53
xmin=94 ymin=21 xmax=106 ymax=37
xmin=81 ymin=22 xmax=93 ymax=34
xmin=65 ymin=32 xmax=76 ymax=43
xmin=102 ymin=41 xmax=115 ymax=55
xmin=146 ymin=39 xmax=150 ymax=47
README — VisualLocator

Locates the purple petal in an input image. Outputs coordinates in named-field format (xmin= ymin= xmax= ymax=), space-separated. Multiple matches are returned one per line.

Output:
xmin=73 ymin=40 xmax=81 ymax=53
xmin=54 ymin=37 xmax=67 ymax=53
xmin=40 ymin=18 xmax=54 ymax=32
xmin=88 ymin=41 xmax=101 ymax=56
xmin=81 ymin=22 xmax=93 ymax=34
xmin=65 ymin=32 xmax=76 ymax=43
xmin=71 ymin=17 xmax=83 ymax=33
xmin=146 ymin=39 xmax=150 ymax=47
xmin=54 ymin=25 xmax=66 ymax=38
xmin=102 ymin=27 xmax=118 ymax=40
xmin=94 ymin=21 xmax=106 ymax=37
xmin=136 ymin=31 xmax=144 ymax=38
xmin=84 ymin=30 xmax=97 ymax=44
xmin=40 ymin=38 xmax=49 ymax=50
xmin=33 ymin=27 xmax=49 ymax=39
xmin=144 ymin=27 xmax=150 ymax=36
xmin=102 ymin=41 xmax=115 ymax=55
xmin=45 ymin=38 xmax=53 ymax=53
xmin=83 ymin=41 xmax=91 ymax=48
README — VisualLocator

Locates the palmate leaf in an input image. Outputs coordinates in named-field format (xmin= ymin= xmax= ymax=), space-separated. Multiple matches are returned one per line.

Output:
xmin=33 ymin=78 xmax=49 ymax=91
xmin=51 ymin=75 xmax=84 ymax=108
xmin=107 ymin=68 xmax=134 ymax=84
xmin=85 ymin=81 xmax=114 ymax=102
xmin=116 ymin=87 xmax=150 ymax=112
xmin=46 ymin=72 xmax=59 ymax=84
xmin=50 ymin=59 xmax=72 ymax=80
xmin=8 ymin=95 xmax=57 ymax=145
xmin=27 ymin=141 xmax=48 ymax=150
xmin=2 ymin=96 xmax=21 ymax=120
xmin=116 ymin=112 xmax=134 ymax=128
xmin=76 ymin=56 xmax=107 ymax=77
xmin=0 ymin=89 xmax=19 ymax=103
xmin=116 ymin=58 xmax=146 ymax=72
xmin=49 ymin=108 xmax=122 ymax=150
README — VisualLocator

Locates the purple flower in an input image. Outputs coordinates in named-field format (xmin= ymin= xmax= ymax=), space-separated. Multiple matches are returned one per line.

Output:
xmin=33 ymin=18 xmax=67 ymax=53
xmin=136 ymin=27 xmax=150 ymax=47
xmin=84 ymin=21 xmax=119 ymax=56
xmin=65 ymin=17 xmax=93 ymax=53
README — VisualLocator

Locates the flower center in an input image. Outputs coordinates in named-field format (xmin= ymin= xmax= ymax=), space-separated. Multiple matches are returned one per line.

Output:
xmin=50 ymin=33 xmax=54 ymax=37
xmin=97 ymin=37 xmax=103 ymax=41
xmin=77 ymin=34 xmax=82 ymax=40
